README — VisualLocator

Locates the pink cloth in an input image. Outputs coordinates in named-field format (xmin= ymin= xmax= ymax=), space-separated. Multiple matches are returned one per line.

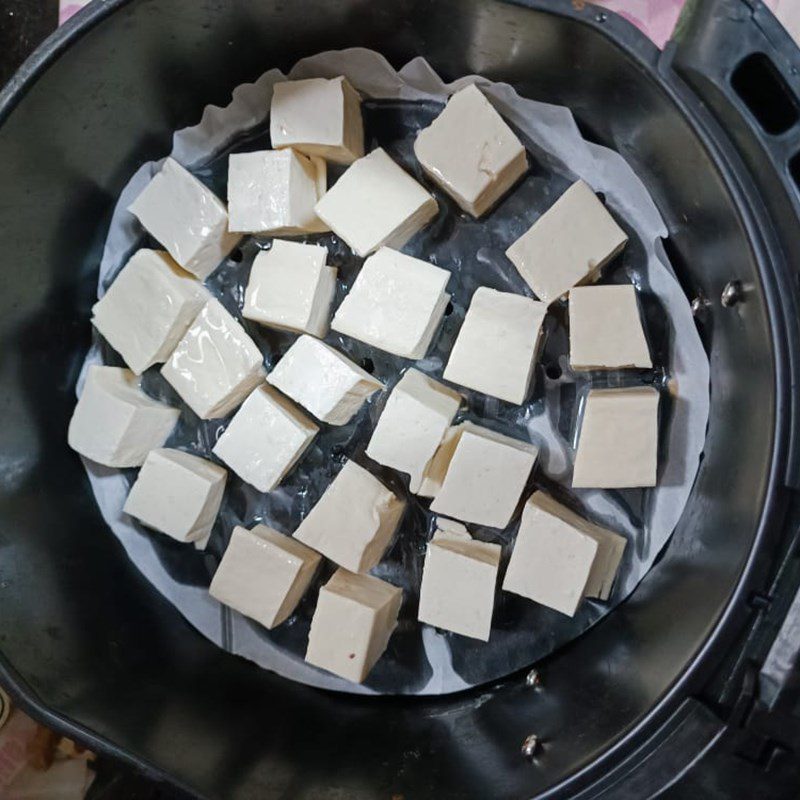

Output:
xmin=592 ymin=0 xmax=684 ymax=48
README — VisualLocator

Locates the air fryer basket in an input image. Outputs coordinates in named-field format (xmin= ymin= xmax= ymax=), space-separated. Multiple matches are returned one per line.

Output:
xmin=0 ymin=1 xmax=798 ymax=798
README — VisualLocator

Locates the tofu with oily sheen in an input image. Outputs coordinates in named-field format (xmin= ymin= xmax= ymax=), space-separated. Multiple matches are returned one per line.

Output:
xmin=123 ymin=448 xmax=226 ymax=547
xmin=366 ymin=369 xmax=462 ymax=493
xmin=305 ymin=568 xmax=403 ymax=683
xmin=294 ymin=460 xmax=406 ymax=573
xmin=418 ymin=525 xmax=501 ymax=640
xmin=68 ymin=366 xmax=179 ymax=468
xmin=212 ymin=385 xmax=318 ymax=493
xmin=161 ymin=299 xmax=265 ymax=420
xmin=503 ymin=492 xmax=601 ymax=616
xmin=91 ymin=249 xmax=209 ymax=375
xmin=267 ymin=335 xmax=383 ymax=426
xmin=569 ymin=284 xmax=652 ymax=370
xmin=243 ymin=240 xmax=337 ymax=337
xmin=414 ymin=84 xmax=527 ymax=217
xmin=210 ymin=525 xmax=322 ymax=629
xmin=443 ymin=286 xmax=547 ymax=404
xmin=227 ymin=149 xmax=327 ymax=235
xmin=332 ymin=247 xmax=451 ymax=359
xmin=314 ymin=148 xmax=438 ymax=257
xmin=429 ymin=422 xmax=538 ymax=528
xmin=505 ymin=180 xmax=628 ymax=303
xmin=270 ymin=76 xmax=364 ymax=165
xmin=128 ymin=157 xmax=241 ymax=280
xmin=572 ymin=387 xmax=660 ymax=489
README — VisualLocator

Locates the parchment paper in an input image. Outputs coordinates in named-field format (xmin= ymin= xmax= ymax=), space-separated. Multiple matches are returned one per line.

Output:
xmin=78 ymin=49 xmax=710 ymax=696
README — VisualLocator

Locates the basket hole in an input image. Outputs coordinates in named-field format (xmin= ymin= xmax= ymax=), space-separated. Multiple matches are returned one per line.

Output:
xmin=545 ymin=362 xmax=562 ymax=380
xmin=360 ymin=357 xmax=375 ymax=374
xmin=731 ymin=53 xmax=799 ymax=135
xmin=788 ymin=151 xmax=800 ymax=196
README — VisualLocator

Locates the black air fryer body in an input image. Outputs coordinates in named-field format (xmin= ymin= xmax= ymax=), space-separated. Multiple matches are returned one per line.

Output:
xmin=1 ymin=1 xmax=799 ymax=798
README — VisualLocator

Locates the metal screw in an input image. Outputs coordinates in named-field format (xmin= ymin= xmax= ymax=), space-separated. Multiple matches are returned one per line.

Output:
xmin=521 ymin=734 xmax=540 ymax=760
xmin=690 ymin=295 xmax=710 ymax=316
xmin=526 ymin=669 xmax=541 ymax=688
xmin=596 ymin=11 xmax=608 ymax=22
xmin=721 ymin=280 xmax=744 ymax=308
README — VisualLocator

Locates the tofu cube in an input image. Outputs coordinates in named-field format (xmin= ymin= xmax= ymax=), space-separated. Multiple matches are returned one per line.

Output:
xmin=128 ymin=158 xmax=241 ymax=280
xmin=68 ymin=366 xmax=179 ymax=468
xmin=161 ymin=299 xmax=265 ymax=420
xmin=210 ymin=524 xmax=321 ymax=629
xmin=228 ymin=149 xmax=327 ymax=235
xmin=123 ymin=448 xmax=226 ymax=545
xmin=267 ymin=335 xmax=383 ymax=426
xmin=569 ymin=284 xmax=652 ymax=370
xmin=270 ymin=76 xmax=364 ymax=165
xmin=418 ymin=527 xmax=501 ymax=640
xmin=213 ymin=385 xmax=318 ymax=492
xmin=573 ymin=387 xmax=659 ymax=488
xmin=503 ymin=492 xmax=603 ymax=616
xmin=505 ymin=180 xmax=628 ymax=303
xmin=414 ymin=84 xmax=527 ymax=217
xmin=294 ymin=460 xmax=405 ymax=573
xmin=305 ymin=568 xmax=402 ymax=683
xmin=429 ymin=422 xmax=538 ymax=528
xmin=528 ymin=492 xmax=626 ymax=601
xmin=366 ymin=369 xmax=462 ymax=492
xmin=443 ymin=286 xmax=547 ymax=404
xmin=91 ymin=249 xmax=209 ymax=375
xmin=314 ymin=148 xmax=438 ymax=256
xmin=332 ymin=247 xmax=451 ymax=359
xmin=242 ymin=240 xmax=336 ymax=337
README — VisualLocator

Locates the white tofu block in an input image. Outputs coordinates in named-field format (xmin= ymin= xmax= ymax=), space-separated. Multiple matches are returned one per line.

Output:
xmin=123 ymin=448 xmax=226 ymax=545
xmin=332 ymin=247 xmax=451 ymax=359
xmin=242 ymin=240 xmax=336 ymax=337
xmin=366 ymin=369 xmax=462 ymax=492
xmin=128 ymin=157 xmax=241 ymax=280
xmin=161 ymin=299 xmax=265 ymax=420
xmin=267 ymin=335 xmax=383 ymax=426
xmin=210 ymin=524 xmax=321 ymax=629
xmin=505 ymin=180 xmax=628 ymax=303
xmin=212 ymin=385 xmax=318 ymax=492
xmin=270 ymin=76 xmax=365 ymax=165
xmin=305 ymin=568 xmax=402 ymax=683
xmin=572 ymin=387 xmax=659 ymax=488
xmin=502 ymin=492 xmax=600 ymax=616
xmin=443 ymin=287 xmax=547 ymax=404
xmin=418 ymin=528 xmax=501 ymax=640
xmin=227 ymin=149 xmax=327 ymax=235
xmin=523 ymin=491 xmax=626 ymax=602
xmin=569 ymin=284 xmax=652 ymax=370
xmin=429 ymin=422 xmax=538 ymax=528
xmin=68 ymin=366 xmax=179 ymax=468
xmin=91 ymin=249 xmax=209 ymax=375
xmin=314 ymin=148 xmax=438 ymax=257
xmin=294 ymin=460 xmax=406 ymax=573
xmin=414 ymin=84 xmax=527 ymax=217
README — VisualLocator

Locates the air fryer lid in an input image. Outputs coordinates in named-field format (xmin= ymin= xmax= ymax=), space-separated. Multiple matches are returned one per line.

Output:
xmin=0 ymin=1 xmax=797 ymax=799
